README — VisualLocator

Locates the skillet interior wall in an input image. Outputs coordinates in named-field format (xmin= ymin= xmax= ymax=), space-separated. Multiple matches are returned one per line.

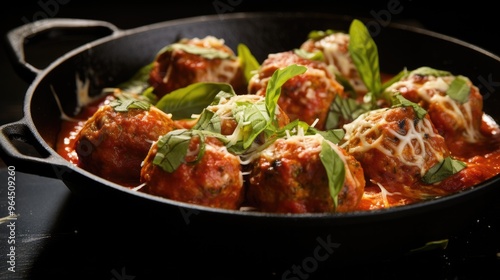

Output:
xmin=1 ymin=0 xmax=498 ymax=165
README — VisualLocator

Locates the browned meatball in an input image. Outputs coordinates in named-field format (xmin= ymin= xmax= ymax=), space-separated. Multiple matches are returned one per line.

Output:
xmin=300 ymin=31 xmax=368 ymax=96
xmin=247 ymin=51 xmax=345 ymax=130
xmin=246 ymin=134 xmax=365 ymax=213
xmin=140 ymin=135 xmax=244 ymax=210
xmin=148 ymin=36 xmax=247 ymax=98
xmin=385 ymin=68 xmax=484 ymax=157
xmin=74 ymin=104 xmax=176 ymax=187
xmin=340 ymin=106 xmax=450 ymax=187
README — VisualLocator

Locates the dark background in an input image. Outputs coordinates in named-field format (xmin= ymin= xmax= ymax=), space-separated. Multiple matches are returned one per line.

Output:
xmin=0 ymin=1 xmax=499 ymax=280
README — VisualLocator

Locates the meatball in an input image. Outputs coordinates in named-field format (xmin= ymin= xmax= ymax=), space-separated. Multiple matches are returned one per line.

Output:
xmin=300 ymin=31 xmax=367 ymax=96
xmin=385 ymin=67 xmax=484 ymax=156
xmin=247 ymin=51 xmax=345 ymax=130
xmin=148 ymin=36 xmax=247 ymax=98
xmin=140 ymin=135 xmax=244 ymax=210
xmin=246 ymin=134 xmax=365 ymax=213
xmin=74 ymin=104 xmax=176 ymax=187
xmin=340 ymin=106 xmax=450 ymax=187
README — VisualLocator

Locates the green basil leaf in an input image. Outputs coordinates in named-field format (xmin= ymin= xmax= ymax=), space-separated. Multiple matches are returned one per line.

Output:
xmin=307 ymin=29 xmax=335 ymax=40
xmin=391 ymin=93 xmax=427 ymax=119
xmin=447 ymin=76 xmax=470 ymax=103
xmin=309 ymin=128 xmax=345 ymax=144
xmin=410 ymin=66 xmax=451 ymax=77
xmin=234 ymin=100 xmax=270 ymax=149
xmin=237 ymin=43 xmax=261 ymax=82
xmin=326 ymin=95 xmax=372 ymax=130
xmin=265 ymin=64 xmax=307 ymax=125
xmin=153 ymin=129 xmax=194 ymax=173
xmin=333 ymin=72 xmax=357 ymax=98
xmin=348 ymin=19 xmax=382 ymax=97
xmin=319 ymin=140 xmax=346 ymax=208
xmin=422 ymin=157 xmax=466 ymax=184
xmin=192 ymin=109 xmax=221 ymax=133
xmin=294 ymin=48 xmax=324 ymax=61
xmin=109 ymin=99 xmax=151 ymax=112
xmin=157 ymin=43 xmax=234 ymax=60
xmin=155 ymin=82 xmax=235 ymax=120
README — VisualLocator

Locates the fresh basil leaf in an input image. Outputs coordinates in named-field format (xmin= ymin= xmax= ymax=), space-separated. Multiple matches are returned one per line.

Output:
xmin=265 ymin=64 xmax=307 ymax=125
xmin=153 ymin=129 xmax=194 ymax=173
xmin=308 ymin=29 xmax=335 ymax=40
xmin=141 ymin=87 xmax=158 ymax=104
xmin=109 ymin=99 xmax=151 ymax=112
xmin=422 ymin=157 xmax=466 ymax=184
xmin=319 ymin=140 xmax=346 ymax=208
xmin=391 ymin=93 xmax=427 ymax=119
xmin=234 ymin=100 xmax=270 ymax=149
xmin=308 ymin=127 xmax=345 ymax=144
xmin=193 ymin=109 xmax=221 ymax=133
xmin=348 ymin=19 xmax=382 ymax=98
xmin=157 ymin=43 xmax=234 ymax=60
xmin=237 ymin=43 xmax=260 ymax=82
xmin=410 ymin=66 xmax=451 ymax=77
xmin=447 ymin=76 xmax=470 ymax=103
xmin=155 ymin=82 xmax=235 ymax=120
xmin=326 ymin=95 xmax=372 ymax=129
xmin=294 ymin=48 xmax=324 ymax=61
xmin=333 ymin=72 xmax=357 ymax=98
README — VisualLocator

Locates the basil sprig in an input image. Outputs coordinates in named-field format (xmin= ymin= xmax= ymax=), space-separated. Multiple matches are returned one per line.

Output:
xmin=319 ymin=140 xmax=346 ymax=207
xmin=348 ymin=19 xmax=382 ymax=103
xmin=265 ymin=64 xmax=307 ymax=128
xmin=237 ymin=43 xmax=260 ymax=82
xmin=422 ymin=157 xmax=466 ymax=184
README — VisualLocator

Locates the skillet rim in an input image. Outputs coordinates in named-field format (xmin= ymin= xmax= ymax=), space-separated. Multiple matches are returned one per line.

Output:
xmin=17 ymin=11 xmax=500 ymax=223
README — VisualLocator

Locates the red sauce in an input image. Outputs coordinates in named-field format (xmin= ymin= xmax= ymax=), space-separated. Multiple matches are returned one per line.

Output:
xmin=55 ymin=92 xmax=500 ymax=212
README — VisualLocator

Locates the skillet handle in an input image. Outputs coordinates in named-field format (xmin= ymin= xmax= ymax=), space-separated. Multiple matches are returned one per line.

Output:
xmin=5 ymin=18 xmax=120 ymax=83
xmin=0 ymin=120 xmax=72 ymax=180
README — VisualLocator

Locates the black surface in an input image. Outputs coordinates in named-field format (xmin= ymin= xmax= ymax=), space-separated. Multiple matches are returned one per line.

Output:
xmin=1 ymin=1 xmax=500 ymax=279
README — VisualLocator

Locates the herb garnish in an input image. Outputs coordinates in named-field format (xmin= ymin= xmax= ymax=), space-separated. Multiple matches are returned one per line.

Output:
xmin=319 ymin=140 xmax=346 ymax=207
xmin=348 ymin=19 xmax=382 ymax=103
xmin=422 ymin=156 xmax=466 ymax=184
xmin=294 ymin=48 xmax=324 ymax=61
xmin=157 ymin=43 xmax=234 ymax=60
xmin=391 ymin=93 xmax=427 ymax=119
xmin=447 ymin=76 xmax=471 ymax=103
xmin=237 ymin=43 xmax=261 ymax=82
xmin=155 ymin=82 xmax=236 ymax=120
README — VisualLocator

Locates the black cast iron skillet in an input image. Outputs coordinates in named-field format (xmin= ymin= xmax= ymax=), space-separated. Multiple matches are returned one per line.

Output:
xmin=2 ymin=13 xmax=500 ymax=263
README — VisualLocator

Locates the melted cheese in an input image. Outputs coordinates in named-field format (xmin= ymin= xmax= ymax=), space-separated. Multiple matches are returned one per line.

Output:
xmin=341 ymin=108 xmax=445 ymax=176
xmin=312 ymin=33 xmax=367 ymax=93
xmin=198 ymin=58 xmax=241 ymax=82
xmin=387 ymin=75 xmax=483 ymax=143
